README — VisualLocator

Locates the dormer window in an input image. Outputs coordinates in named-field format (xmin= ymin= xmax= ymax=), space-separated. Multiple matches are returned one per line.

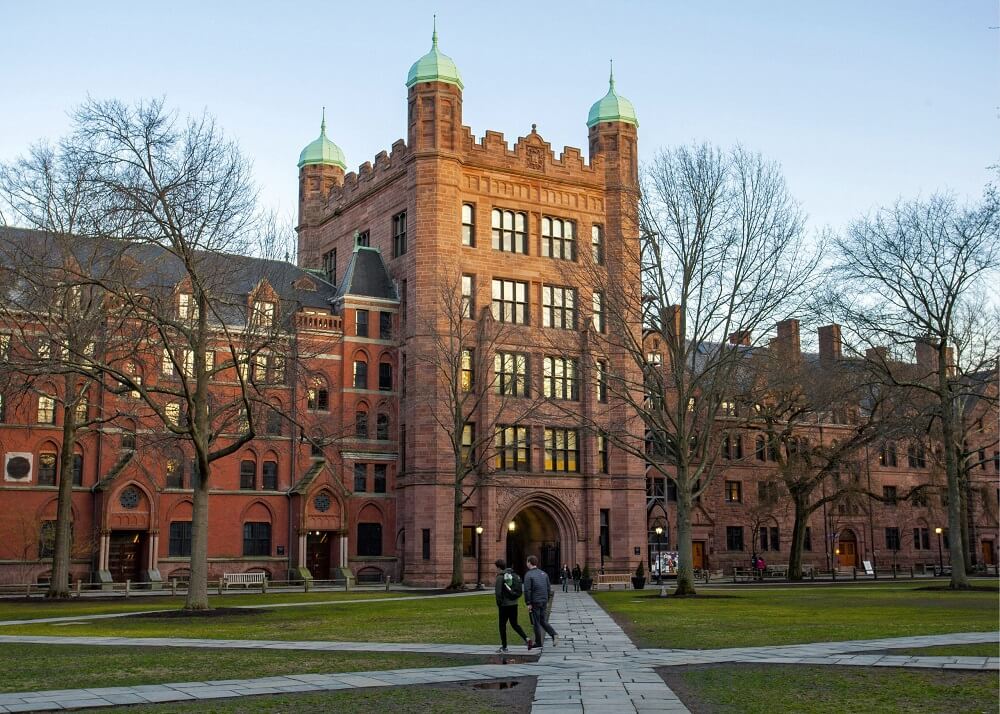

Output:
xmin=253 ymin=301 xmax=275 ymax=328
xmin=178 ymin=293 xmax=197 ymax=320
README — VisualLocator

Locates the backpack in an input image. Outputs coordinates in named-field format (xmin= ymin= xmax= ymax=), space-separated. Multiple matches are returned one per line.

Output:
xmin=502 ymin=571 xmax=523 ymax=598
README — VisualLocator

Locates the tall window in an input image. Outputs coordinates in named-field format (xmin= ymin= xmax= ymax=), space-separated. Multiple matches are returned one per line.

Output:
xmin=322 ymin=248 xmax=337 ymax=284
xmin=374 ymin=464 xmax=387 ymax=493
xmin=883 ymin=485 xmax=898 ymax=505
xmin=308 ymin=383 xmax=329 ymax=411
xmin=725 ymin=480 xmax=742 ymax=503
xmin=253 ymin=301 xmax=275 ymax=329
xmin=907 ymin=443 xmax=926 ymax=468
xmin=376 ymin=413 xmax=389 ymax=440
xmin=262 ymin=461 xmax=278 ymax=490
xmin=38 ymin=452 xmax=57 ymax=485
xmin=542 ymin=217 xmax=576 ymax=260
xmin=461 ymin=274 xmax=475 ymax=319
xmin=72 ymin=454 xmax=83 ymax=486
xmin=491 ymin=208 xmax=527 ymax=253
xmin=461 ymin=423 xmax=475 ymax=465
xmin=591 ymin=225 xmax=604 ymax=265
xmin=460 ymin=349 xmax=474 ymax=392
xmin=591 ymin=291 xmax=605 ymax=332
xmin=421 ymin=528 xmax=431 ymax=560
xmin=495 ymin=425 xmax=530 ymax=471
xmin=600 ymin=509 xmax=610 ymax=557
xmin=491 ymin=279 xmax=528 ymax=324
xmin=461 ymin=203 xmax=475 ymax=246
xmin=355 ymin=309 xmax=369 ymax=338
xmin=378 ymin=361 xmax=393 ymax=390
xmin=879 ymin=442 xmax=898 ymax=467
xmin=724 ymin=433 xmax=743 ymax=460
xmin=913 ymin=527 xmax=930 ymax=550
xmin=240 ymin=460 xmax=256 ymax=490
xmin=37 ymin=394 xmax=56 ymax=424
xmin=242 ymin=522 xmax=271 ymax=556
xmin=544 ymin=428 xmax=579 ymax=472
xmin=595 ymin=359 xmax=608 ymax=402
xmin=178 ymin=293 xmax=197 ymax=320
xmin=597 ymin=434 xmax=609 ymax=473
xmin=804 ymin=526 xmax=812 ymax=551
xmin=353 ymin=359 xmax=368 ymax=389
xmin=392 ymin=211 xmax=407 ymax=257
xmin=543 ymin=357 xmax=579 ymax=400
xmin=169 ymin=521 xmax=192 ymax=557
xmin=379 ymin=311 xmax=392 ymax=340
xmin=885 ymin=527 xmax=900 ymax=551
xmin=355 ymin=409 xmax=369 ymax=438
xmin=726 ymin=526 xmax=744 ymax=551
xmin=354 ymin=463 xmax=368 ymax=492
xmin=542 ymin=286 xmax=576 ymax=329
xmin=165 ymin=458 xmax=184 ymax=488
xmin=495 ymin=352 xmax=528 ymax=397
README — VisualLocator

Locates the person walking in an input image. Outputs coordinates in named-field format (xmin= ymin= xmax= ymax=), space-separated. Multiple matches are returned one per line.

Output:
xmin=524 ymin=555 xmax=557 ymax=649
xmin=560 ymin=564 xmax=571 ymax=593
xmin=493 ymin=559 xmax=531 ymax=653
xmin=572 ymin=563 xmax=582 ymax=592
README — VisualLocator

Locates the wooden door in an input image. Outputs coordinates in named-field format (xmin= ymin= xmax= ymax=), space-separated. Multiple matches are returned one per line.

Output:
xmin=692 ymin=541 xmax=705 ymax=569
xmin=108 ymin=531 xmax=144 ymax=583
xmin=306 ymin=532 xmax=331 ymax=580
xmin=981 ymin=540 xmax=996 ymax=566
xmin=838 ymin=542 xmax=857 ymax=568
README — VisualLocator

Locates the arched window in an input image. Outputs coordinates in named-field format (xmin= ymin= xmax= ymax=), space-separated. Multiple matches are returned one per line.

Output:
xmin=376 ymin=413 xmax=389 ymax=440
xmin=38 ymin=450 xmax=57 ymax=485
xmin=240 ymin=459 xmax=256 ymax=490
xmin=262 ymin=460 xmax=278 ymax=490
xmin=355 ymin=408 xmax=369 ymax=439
xmin=378 ymin=359 xmax=393 ymax=391
xmin=353 ymin=358 xmax=368 ymax=389
xmin=72 ymin=450 xmax=84 ymax=486
xmin=357 ymin=522 xmax=383 ymax=556
xmin=307 ymin=379 xmax=329 ymax=411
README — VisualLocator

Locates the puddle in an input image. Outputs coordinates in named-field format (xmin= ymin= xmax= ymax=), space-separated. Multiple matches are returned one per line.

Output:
xmin=473 ymin=680 xmax=521 ymax=690
xmin=487 ymin=654 xmax=536 ymax=665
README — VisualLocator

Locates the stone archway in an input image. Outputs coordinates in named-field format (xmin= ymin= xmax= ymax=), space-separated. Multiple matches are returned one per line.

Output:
xmin=506 ymin=506 xmax=562 ymax=581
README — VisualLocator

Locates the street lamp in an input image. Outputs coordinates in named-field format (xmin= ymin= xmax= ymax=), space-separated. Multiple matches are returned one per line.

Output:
xmin=935 ymin=527 xmax=944 ymax=576
xmin=508 ymin=520 xmax=516 ymax=532
xmin=654 ymin=525 xmax=664 ymax=584
xmin=475 ymin=525 xmax=484 ymax=590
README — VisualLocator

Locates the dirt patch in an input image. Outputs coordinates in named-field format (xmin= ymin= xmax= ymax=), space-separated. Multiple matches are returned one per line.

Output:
xmin=130 ymin=607 xmax=272 ymax=619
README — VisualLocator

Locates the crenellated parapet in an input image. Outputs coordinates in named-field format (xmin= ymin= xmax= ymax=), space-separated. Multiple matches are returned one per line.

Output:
xmin=320 ymin=140 xmax=410 ymax=214
xmin=459 ymin=125 xmax=604 ymax=187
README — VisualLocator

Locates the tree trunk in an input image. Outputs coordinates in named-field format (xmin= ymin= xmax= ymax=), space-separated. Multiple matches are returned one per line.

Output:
xmin=47 ymin=400 xmax=78 ymax=599
xmin=959 ymin=474 xmax=973 ymax=573
xmin=673 ymin=483 xmax=697 ymax=596
xmin=940 ymin=365 xmax=970 ymax=589
xmin=787 ymin=493 xmax=810 ymax=581
xmin=448 ymin=472 xmax=465 ymax=589
xmin=185 ymin=456 xmax=211 ymax=609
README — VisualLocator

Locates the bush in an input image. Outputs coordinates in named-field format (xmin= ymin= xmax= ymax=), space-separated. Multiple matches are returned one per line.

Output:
xmin=635 ymin=561 xmax=645 ymax=578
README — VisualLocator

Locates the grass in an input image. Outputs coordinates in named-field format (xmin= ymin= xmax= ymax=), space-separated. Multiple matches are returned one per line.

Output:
xmin=0 ymin=590 xmax=408 ymax=622
xmin=662 ymin=664 xmax=998 ymax=714
xmin=884 ymin=643 xmax=1000 ymax=658
xmin=593 ymin=582 xmax=999 ymax=649
xmin=97 ymin=682 xmax=532 ymax=713
xmin=1 ymin=591 xmax=499 ymax=644
xmin=0 ymin=643 xmax=485 ymax=694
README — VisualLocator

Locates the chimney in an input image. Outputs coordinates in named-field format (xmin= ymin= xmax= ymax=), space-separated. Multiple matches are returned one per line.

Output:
xmin=818 ymin=324 xmax=842 ymax=362
xmin=769 ymin=319 xmax=801 ymax=358
xmin=728 ymin=330 xmax=751 ymax=346
xmin=865 ymin=346 xmax=888 ymax=364
xmin=661 ymin=305 xmax=682 ymax=346
xmin=914 ymin=339 xmax=938 ymax=370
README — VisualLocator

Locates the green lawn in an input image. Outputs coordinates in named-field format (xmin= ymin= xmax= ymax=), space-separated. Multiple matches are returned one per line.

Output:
xmin=885 ymin=643 xmax=1000 ymax=658
xmin=662 ymin=664 xmax=998 ymax=714
xmin=1 ymin=592 xmax=499 ymax=644
xmin=0 ymin=644 xmax=484 ymax=693
xmin=98 ymin=682 xmax=531 ymax=714
xmin=593 ymin=583 xmax=999 ymax=649
xmin=0 ymin=590 xmax=407 ymax=622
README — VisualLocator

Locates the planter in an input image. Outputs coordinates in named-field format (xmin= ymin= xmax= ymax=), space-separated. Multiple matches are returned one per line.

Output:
xmin=631 ymin=576 xmax=646 ymax=590
xmin=579 ymin=577 xmax=593 ymax=591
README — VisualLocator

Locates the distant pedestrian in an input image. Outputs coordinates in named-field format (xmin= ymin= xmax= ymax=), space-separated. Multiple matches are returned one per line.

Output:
xmin=560 ymin=564 xmax=571 ymax=593
xmin=524 ymin=555 xmax=558 ymax=649
xmin=493 ymin=559 xmax=531 ymax=653
xmin=572 ymin=564 xmax=582 ymax=592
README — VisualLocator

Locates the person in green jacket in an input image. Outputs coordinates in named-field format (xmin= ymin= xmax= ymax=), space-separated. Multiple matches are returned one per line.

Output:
xmin=494 ymin=559 xmax=532 ymax=653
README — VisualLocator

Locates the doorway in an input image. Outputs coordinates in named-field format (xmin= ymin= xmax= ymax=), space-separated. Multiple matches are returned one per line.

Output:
xmin=306 ymin=531 xmax=334 ymax=580
xmin=108 ymin=531 xmax=145 ymax=583
xmin=691 ymin=541 xmax=705 ymax=570
xmin=838 ymin=530 xmax=859 ymax=568
xmin=506 ymin=506 xmax=561 ymax=580
xmin=981 ymin=540 xmax=996 ymax=566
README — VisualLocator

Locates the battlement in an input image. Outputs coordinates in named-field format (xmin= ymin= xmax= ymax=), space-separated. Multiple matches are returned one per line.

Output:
xmin=460 ymin=125 xmax=604 ymax=184
xmin=326 ymin=139 xmax=409 ymax=211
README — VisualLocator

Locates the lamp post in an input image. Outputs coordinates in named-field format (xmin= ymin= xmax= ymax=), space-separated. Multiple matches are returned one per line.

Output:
xmin=934 ymin=527 xmax=944 ymax=576
xmin=475 ymin=525 xmax=484 ymax=590
xmin=654 ymin=525 xmax=663 ymax=584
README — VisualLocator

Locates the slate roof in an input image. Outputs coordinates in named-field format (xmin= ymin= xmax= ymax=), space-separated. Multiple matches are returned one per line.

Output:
xmin=334 ymin=245 xmax=398 ymax=302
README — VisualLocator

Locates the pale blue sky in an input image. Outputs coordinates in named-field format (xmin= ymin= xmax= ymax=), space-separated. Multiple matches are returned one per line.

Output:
xmin=1 ymin=1 xmax=997 ymax=233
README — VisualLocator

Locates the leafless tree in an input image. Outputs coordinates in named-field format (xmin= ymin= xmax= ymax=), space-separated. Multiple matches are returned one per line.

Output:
xmin=587 ymin=143 xmax=819 ymax=595
xmin=828 ymin=191 xmax=1000 ymax=589
xmin=409 ymin=273 xmax=543 ymax=588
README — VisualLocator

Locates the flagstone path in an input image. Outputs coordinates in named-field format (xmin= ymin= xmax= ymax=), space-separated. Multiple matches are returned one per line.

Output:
xmin=0 ymin=592 xmax=995 ymax=712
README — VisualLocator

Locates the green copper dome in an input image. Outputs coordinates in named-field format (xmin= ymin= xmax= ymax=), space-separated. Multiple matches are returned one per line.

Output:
xmin=587 ymin=65 xmax=638 ymax=128
xmin=406 ymin=20 xmax=464 ymax=90
xmin=298 ymin=110 xmax=347 ymax=170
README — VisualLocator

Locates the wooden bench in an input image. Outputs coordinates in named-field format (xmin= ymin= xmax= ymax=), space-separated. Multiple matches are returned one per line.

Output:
xmin=732 ymin=568 xmax=754 ymax=583
xmin=596 ymin=573 xmax=631 ymax=590
xmin=222 ymin=572 xmax=266 ymax=589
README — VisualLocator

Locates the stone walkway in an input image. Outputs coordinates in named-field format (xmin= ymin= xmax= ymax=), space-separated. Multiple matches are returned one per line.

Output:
xmin=0 ymin=592 xmax=996 ymax=712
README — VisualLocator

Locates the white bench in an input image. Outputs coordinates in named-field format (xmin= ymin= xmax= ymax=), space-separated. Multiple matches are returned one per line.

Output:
xmin=596 ymin=573 xmax=631 ymax=590
xmin=222 ymin=572 xmax=266 ymax=589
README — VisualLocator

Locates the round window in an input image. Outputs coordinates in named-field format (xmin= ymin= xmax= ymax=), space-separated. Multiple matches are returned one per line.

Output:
xmin=119 ymin=486 xmax=140 ymax=509
xmin=313 ymin=493 xmax=331 ymax=513
xmin=6 ymin=456 xmax=30 ymax=480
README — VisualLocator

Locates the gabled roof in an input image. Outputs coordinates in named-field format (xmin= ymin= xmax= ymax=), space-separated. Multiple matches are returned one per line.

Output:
xmin=334 ymin=245 xmax=398 ymax=302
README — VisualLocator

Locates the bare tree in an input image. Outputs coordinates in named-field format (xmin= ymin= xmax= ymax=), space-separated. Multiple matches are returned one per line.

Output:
xmin=588 ymin=143 xmax=818 ymax=595
xmin=409 ymin=274 xmax=542 ymax=589
xmin=829 ymin=191 xmax=1000 ymax=589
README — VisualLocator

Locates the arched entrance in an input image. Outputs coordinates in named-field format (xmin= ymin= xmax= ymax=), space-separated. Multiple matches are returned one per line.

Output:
xmin=506 ymin=506 xmax=561 ymax=580
xmin=837 ymin=529 xmax=859 ymax=568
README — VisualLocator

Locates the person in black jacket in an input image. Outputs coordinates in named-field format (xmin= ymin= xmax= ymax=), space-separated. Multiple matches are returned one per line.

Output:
xmin=524 ymin=555 xmax=557 ymax=648
xmin=493 ymin=559 xmax=531 ymax=653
